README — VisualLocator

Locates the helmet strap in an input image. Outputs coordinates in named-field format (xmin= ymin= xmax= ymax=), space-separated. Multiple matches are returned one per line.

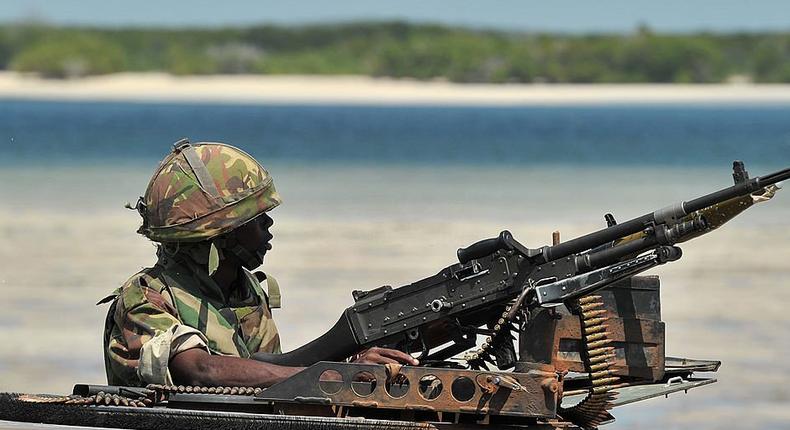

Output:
xmin=208 ymin=242 xmax=221 ymax=276
xmin=227 ymin=243 xmax=262 ymax=270
xmin=214 ymin=235 xmax=262 ymax=271
xmin=173 ymin=139 xmax=221 ymax=200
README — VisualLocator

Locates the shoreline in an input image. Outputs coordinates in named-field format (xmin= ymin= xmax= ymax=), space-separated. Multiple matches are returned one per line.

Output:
xmin=3 ymin=72 xmax=790 ymax=105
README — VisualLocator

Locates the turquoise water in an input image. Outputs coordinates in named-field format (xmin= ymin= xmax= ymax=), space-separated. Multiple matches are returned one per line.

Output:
xmin=2 ymin=100 xmax=790 ymax=167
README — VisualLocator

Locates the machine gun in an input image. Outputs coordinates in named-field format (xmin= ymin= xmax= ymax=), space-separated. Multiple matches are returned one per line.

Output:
xmin=246 ymin=161 xmax=785 ymax=429
xmin=253 ymin=161 xmax=786 ymax=369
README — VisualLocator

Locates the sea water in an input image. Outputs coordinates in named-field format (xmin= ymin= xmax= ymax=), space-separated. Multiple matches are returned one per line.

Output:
xmin=1 ymin=100 xmax=789 ymax=429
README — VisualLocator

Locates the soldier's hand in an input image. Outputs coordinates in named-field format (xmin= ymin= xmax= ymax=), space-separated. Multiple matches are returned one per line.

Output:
xmin=352 ymin=347 xmax=419 ymax=366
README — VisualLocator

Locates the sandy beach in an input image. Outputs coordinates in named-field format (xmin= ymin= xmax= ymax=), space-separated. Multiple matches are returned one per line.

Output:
xmin=3 ymin=71 xmax=790 ymax=105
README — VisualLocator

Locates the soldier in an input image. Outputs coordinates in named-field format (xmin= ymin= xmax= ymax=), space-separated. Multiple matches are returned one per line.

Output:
xmin=101 ymin=140 xmax=417 ymax=388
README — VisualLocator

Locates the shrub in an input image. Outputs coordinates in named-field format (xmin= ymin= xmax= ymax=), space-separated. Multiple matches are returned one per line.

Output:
xmin=11 ymin=32 xmax=125 ymax=78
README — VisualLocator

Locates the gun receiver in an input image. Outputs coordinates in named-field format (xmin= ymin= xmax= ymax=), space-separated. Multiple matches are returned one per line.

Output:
xmin=254 ymin=162 xmax=787 ymax=367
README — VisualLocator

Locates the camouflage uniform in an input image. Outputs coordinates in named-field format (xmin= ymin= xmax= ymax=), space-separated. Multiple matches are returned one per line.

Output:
xmin=101 ymin=253 xmax=282 ymax=386
xmin=101 ymin=140 xmax=283 ymax=386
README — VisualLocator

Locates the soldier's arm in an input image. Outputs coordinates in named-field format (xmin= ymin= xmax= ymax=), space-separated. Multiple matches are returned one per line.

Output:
xmin=169 ymin=348 xmax=303 ymax=387
xmin=169 ymin=346 xmax=418 ymax=387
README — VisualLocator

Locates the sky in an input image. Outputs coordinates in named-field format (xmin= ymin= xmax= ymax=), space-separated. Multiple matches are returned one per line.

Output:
xmin=1 ymin=1 xmax=789 ymax=33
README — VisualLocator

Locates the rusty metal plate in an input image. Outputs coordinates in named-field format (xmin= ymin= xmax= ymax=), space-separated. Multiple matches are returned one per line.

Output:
xmin=255 ymin=362 xmax=559 ymax=418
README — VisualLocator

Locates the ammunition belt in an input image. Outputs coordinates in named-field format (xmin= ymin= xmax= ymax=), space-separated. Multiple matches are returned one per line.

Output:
xmin=17 ymin=392 xmax=152 ymax=408
xmin=147 ymin=384 xmax=263 ymax=396
xmin=465 ymin=303 xmax=519 ymax=369
xmin=17 ymin=384 xmax=262 ymax=408
xmin=558 ymin=295 xmax=627 ymax=429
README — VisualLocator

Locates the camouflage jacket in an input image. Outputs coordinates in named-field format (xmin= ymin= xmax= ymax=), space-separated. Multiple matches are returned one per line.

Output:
xmin=101 ymin=253 xmax=281 ymax=387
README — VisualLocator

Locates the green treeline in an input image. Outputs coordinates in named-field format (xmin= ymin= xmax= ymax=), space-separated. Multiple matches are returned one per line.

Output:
xmin=1 ymin=22 xmax=789 ymax=82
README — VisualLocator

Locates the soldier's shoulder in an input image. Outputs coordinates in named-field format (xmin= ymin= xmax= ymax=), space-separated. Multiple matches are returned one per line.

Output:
xmin=113 ymin=267 xmax=171 ymax=311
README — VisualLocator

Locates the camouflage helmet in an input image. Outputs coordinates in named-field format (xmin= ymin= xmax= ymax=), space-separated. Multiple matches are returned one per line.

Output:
xmin=131 ymin=139 xmax=281 ymax=242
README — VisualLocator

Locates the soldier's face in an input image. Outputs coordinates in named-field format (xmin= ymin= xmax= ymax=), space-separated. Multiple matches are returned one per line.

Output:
xmin=236 ymin=212 xmax=274 ymax=263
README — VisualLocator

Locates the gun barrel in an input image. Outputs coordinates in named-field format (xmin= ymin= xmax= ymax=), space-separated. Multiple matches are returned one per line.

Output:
xmin=683 ymin=167 xmax=789 ymax=213
xmin=544 ymin=166 xmax=790 ymax=262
